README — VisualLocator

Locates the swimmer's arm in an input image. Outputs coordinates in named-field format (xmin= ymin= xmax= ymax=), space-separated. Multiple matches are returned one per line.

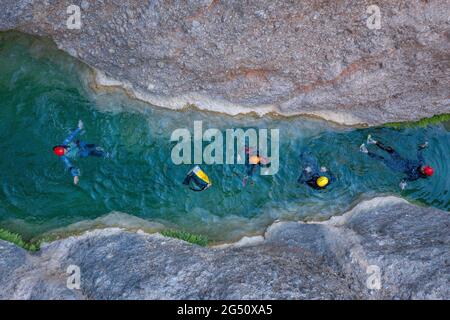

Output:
xmin=70 ymin=168 xmax=80 ymax=185
xmin=399 ymin=180 xmax=407 ymax=190
xmin=63 ymin=120 xmax=84 ymax=145
xmin=182 ymin=172 xmax=194 ymax=185
xmin=63 ymin=127 xmax=81 ymax=145
xmin=298 ymin=166 xmax=314 ymax=183
xmin=417 ymin=142 xmax=428 ymax=163
xmin=61 ymin=156 xmax=80 ymax=184
xmin=297 ymin=171 xmax=310 ymax=184
xmin=320 ymin=166 xmax=336 ymax=182
xmin=401 ymin=173 xmax=420 ymax=189
xmin=61 ymin=155 xmax=72 ymax=170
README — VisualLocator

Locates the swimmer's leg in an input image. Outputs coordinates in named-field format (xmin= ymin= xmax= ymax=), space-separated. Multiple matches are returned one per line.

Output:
xmin=374 ymin=141 xmax=395 ymax=154
xmin=242 ymin=176 xmax=248 ymax=186
xmin=366 ymin=135 xmax=398 ymax=154
xmin=85 ymin=144 xmax=106 ymax=157
xmin=246 ymin=164 xmax=256 ymax=176
xmin=88 ymin=149 xmax=106 ymax=157
xmin=364 ymin=139 xmax=400 ymax=171
xmin=366 ymin=136 xmax=404 ymax=162
xmin=374 ymin=141 xmax=406 ymax=164
xmin=367 ymin=152 xmax=386 ymax=162
xmin=368 ymin=151 xmax=401 ymax=172
xmin=243 ymin=164 xmax=256 ymax=186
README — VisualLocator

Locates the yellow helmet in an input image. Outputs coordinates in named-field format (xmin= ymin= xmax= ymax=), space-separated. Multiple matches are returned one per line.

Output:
xmin=316 ymin=176 xmax=329 ymax=188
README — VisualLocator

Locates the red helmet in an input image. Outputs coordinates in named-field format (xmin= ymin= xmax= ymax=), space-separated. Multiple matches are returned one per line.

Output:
xmin=422 ymin=166 xmax=434 ymax=177
xmin=53 ymin=146 xmax=66 ymax=157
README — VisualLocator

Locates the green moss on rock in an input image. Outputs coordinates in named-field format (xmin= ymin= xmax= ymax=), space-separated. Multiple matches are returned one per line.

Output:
xmin=161 ymin=229 xmax=209 ymax=246
xmin=0 ymin=228 xmax=41 ymax=252
xmin=385 ymin=114 xmax=450 ymax=129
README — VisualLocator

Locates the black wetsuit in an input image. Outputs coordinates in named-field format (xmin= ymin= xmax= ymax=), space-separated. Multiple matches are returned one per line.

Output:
xmin=59 ymin=127 xmax=106 ymax=178
xmin=368 ymin=141 xmax=427 ymax=182
xmin=298 ymin=152 xmax=334 ymax=190
xmin=183 ymin=171 xmax=209 ymax=192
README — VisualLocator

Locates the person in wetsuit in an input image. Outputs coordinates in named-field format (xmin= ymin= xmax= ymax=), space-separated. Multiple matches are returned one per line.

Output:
xmin=360 ymin=134 xmax=434 ymax=190
xmin=183 ymin=166 xmax=212 ymax=191
xmin=242 ymin=147 xmax=271 ymax=186
xmin=298 ymin=151 xmax=335 ymax=190
xmin=53 ymin=120 xmax=107 ymax=185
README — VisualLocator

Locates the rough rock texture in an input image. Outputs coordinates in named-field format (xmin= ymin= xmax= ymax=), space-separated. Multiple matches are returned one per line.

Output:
xmin=1 ymin=0 xmax=449 ymax=124
xmin=1 ymin=197 xmax=448 ymax=300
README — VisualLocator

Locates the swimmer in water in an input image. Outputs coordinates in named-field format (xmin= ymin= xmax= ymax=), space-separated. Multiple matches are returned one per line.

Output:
xmin=360 ymin=135 xmax=434 ymax=190
xmin=53 ymin=120 xmax=107 ymax=185
xmin=183 ymin=165 xmax=212 ymax=192
xmin=298 ymin=151 xmax=335 ymax=190
xmin=242 ymin=147 xmax=271 ymax=186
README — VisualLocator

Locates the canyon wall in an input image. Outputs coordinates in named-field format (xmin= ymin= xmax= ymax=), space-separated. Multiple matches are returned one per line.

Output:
xmin=1 ymin=0 xmax=449 ymax=124
xmin=1 ymin=197 xmax=449 ymax=299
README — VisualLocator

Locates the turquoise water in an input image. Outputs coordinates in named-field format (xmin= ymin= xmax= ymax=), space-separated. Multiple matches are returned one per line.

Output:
xmin=0 ymin=32 xmax=449 ymax=241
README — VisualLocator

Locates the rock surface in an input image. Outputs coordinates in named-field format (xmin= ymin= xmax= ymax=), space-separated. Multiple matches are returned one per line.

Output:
xmin=0 ymin=2 xmax=449 ymax=300
xmin=1 ymin=0 xmax=449 ymax=125
xmin=1 ymin=197 xmax=448 ymax=299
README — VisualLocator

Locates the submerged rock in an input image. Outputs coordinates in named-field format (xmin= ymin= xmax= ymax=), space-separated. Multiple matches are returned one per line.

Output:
xmin=1 ymin=0 xmax=449 ymax=125
xmin=1 ymin=197 xmax=448 ymax=299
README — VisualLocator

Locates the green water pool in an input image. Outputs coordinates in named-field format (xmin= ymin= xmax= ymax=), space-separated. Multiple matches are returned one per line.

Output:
xmin=0 ymin=32 xmax=448 ymax=242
